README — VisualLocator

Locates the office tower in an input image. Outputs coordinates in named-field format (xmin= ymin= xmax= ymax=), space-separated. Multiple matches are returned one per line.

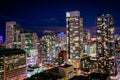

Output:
xmin=66 ymin=11 xmax=83 ymax=60
xmin=96 ymin=14 xmax=115 ymax=74
xmin=6 ymin=21 xmax=16 ymax=48
xmin=42 ymin=30 xmax=56 ymax=64
xmin=66 ymin=11 xmax=83 ymax=71
xmin=0 ymin=49 xmax=26 ymax=80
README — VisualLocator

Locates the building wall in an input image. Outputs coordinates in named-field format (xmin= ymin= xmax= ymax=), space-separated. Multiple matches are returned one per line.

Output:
xmin=59 ymin=65 xmax=74 ymax=79
xmin=4 ymin=54 xmax=26 ymax=80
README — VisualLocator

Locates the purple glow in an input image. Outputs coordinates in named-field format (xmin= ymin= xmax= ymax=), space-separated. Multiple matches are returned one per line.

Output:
xmin=0 ymin=36 xmax=3 ymax=41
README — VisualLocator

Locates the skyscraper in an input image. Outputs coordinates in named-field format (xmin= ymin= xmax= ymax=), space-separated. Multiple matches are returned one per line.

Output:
xmin=66 ymin=11 xmax=83 ymax=69
xmin=6 ymin=21 xmax=16 ymax=48
xmin=96 ymin=14 xmax=115 ymax=74
xmin=66 ymin=11 xmax=83 ymax=60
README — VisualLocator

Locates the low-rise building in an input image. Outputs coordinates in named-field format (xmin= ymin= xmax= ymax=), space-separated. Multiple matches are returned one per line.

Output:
xmin=59 ymin=64 xmax=74 ymax=79
xmin=0 ymin=48 xmax=26 ymax=80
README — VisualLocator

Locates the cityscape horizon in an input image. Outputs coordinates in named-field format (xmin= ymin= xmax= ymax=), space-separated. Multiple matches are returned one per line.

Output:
xmin=0 ymin=0 xmax=120 ymax=80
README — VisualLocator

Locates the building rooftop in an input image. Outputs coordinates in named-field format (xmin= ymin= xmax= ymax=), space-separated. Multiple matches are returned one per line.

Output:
xmin=24 ymin=67 xmax=64 ymax=80
xmin=0 ymin=48 xmax=26 ymax=57
xmin=59 ymin=64 xmax=72 ymax=68
xmin=66 ymin=11 xmax=80 ymax=17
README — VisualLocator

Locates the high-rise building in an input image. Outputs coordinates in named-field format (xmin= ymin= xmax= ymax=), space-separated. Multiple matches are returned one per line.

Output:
xmin=42 ymin=30 xmax=56 ymax=64
xmin=6 ymin=21 xmax=38 ymax=50
xmin=66 ymin=11 xmax=83 ymax=60
xmin=6 ymin=21 xmax=16 ymax=48
xmin=66 ymin=11 xmax=83 ymax=71
xmin=6 ymin=22 xmax=25 ymax=49
xmin=96 ymin=14 xmax=115 ymax=74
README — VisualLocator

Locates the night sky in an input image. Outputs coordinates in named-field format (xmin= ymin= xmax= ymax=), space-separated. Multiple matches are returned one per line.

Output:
xmin=0 ymin=0 xmax=120 ymax=40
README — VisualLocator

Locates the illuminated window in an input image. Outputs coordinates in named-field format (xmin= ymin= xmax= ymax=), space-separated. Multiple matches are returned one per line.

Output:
xmin=74 ymin=37 xmax=79 ymax=41
xmin=75 ymin=43 xmax=79 ymax=47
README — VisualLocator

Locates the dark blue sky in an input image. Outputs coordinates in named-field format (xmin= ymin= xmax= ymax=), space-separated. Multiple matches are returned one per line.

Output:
xmin=0 ymin=0 xmax=120 ymax=40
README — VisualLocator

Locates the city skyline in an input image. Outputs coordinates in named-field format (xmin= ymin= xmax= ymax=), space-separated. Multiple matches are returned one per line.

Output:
xmin=0 ymin=0 xmax=120 ymax=40
xmin=1 ymin=0 xmax=120 ymax=79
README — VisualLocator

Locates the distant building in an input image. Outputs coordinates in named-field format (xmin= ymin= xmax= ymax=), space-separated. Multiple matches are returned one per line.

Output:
xmin=83 ymin=30 xmax=91 ymax=54
xmin=83 ymin=30 xmax=90 ymax=45
xmin=81 ymin=38 xmax=97 ymax=72
xmin=56 ymin=32 xmax=67 ymax=51
xmin=37 ymin=37 xmax=43 ymax=66
xmin=5 ymin=21 xmax=39 ymax=64
xmin=6 ymin=21 xmax=16 ymax=48
xmin=0 ymin=49 xmax=26 ymax=80
xmin=88 ymin=38 xmax=96 ymax=59
xmin=5 ymin=21 xmax=38 ymax=50
xmin=96 ymin=14 xmax=115 ymax=74
xmin=5 ymin=21 xmax=39 ymax=78
xmin=42 ymin=30 xmax=56 ymax=64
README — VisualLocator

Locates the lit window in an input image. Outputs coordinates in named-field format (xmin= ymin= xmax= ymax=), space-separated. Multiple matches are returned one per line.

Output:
xmin=74 ymin=37 xmax=79 ymax=41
